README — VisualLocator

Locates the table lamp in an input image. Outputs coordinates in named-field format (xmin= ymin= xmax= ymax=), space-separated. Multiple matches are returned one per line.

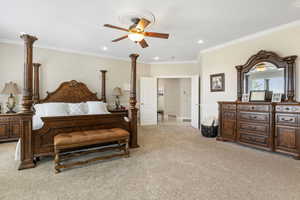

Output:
xmin=112 ymin=87 xmax=123 ymax=109
xmin=1 ymin=82 xmax=20 ymax=113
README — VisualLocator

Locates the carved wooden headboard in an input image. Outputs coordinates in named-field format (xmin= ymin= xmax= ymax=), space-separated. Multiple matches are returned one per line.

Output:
xmin=33 ymin=68 xmax=107 ymax=103
xmin=39 ymin=80 xmax=102 ymax=103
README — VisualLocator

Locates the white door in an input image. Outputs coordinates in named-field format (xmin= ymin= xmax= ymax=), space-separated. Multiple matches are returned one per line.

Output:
xmin=191 ymin=75 xmax=200 ymax=129
xmin=140 ymin=77 xmax=157 ymax=125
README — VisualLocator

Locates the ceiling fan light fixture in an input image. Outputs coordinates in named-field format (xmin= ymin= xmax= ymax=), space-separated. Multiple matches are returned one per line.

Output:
xmin=128 ymin=32 xmax=144 ymax=42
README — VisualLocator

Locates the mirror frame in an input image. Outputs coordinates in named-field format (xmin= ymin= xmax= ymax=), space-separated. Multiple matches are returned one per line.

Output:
xmin=236 ymin=50 xmax=297 ymax=102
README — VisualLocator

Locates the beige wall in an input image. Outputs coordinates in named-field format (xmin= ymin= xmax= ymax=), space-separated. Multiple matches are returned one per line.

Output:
xmin=0 ymin=43 xmax=150 ymax=112
xmin=199 ymin=24 xmax=300 ymax=122
xmin=150 ymin=63 xmax=200 ymax=77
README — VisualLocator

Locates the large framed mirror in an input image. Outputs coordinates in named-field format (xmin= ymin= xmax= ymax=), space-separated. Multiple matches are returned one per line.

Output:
xmin=236 ymin=50 xmax=297 ymax=102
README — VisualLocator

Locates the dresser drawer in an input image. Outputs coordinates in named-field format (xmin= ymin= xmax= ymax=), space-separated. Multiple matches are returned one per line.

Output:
xmin=239 ymin=132 xmax=268 ymax=147
xmin=238 ymin=104 xmax=269 ymax=112
xmin=222 ymin=104 xmax=236 ymax=110
xmin=239 ymin=112 xmax=269 ymax=123
xmin=276 ymin=114 xmax=298 ymax=126
xmin=239 ymin=122 xmax=269 ymax=135
xmin=276 ymin=105 xmax=300 ymax=113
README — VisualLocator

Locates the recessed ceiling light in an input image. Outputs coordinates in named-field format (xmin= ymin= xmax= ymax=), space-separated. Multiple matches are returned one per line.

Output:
xmin=102 ymin=46 xmax=108 ymax=51
xmin=294 ymin=0 xmax=300 ymax=7
xmin=197 ymin=40 xmax=204 ymax=44
xmin=153 ymin=56 xmax=160 ymax=61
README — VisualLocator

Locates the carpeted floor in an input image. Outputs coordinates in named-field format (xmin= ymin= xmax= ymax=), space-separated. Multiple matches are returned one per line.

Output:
xmin=1 ymin=121 xmax=300 ymax=200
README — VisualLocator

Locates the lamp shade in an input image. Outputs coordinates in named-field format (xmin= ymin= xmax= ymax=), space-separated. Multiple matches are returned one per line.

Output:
xmin=1 ymin=82 xmax=20 ymax=95
xmin=112 ymin=87 xmax=123 ymax=96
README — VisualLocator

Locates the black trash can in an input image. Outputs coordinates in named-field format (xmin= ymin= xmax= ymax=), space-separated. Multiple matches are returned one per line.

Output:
xmin=201 ymin=120 xmax=218 ymax=138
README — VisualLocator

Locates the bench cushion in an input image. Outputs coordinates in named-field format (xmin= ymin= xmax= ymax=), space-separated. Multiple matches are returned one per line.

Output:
xmin=54 ymin=128 xmax=129 ymax=149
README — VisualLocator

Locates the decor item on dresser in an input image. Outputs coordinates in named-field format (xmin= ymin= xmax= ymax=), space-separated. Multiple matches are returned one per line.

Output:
xmin=0 ymin=114 xmax=20 ymax=142
xmin=242 ymin=94 xmax=250 ymax=102
xmin=250 ymin=90 xmax=267 ymax=102
xmin=210 ymin=73 xmax=225 ymax=92
xmin=272 ymin=93 xmax=282 ymax=103
xmin=1 ymin=82 xmax=20 ymax=113
xmin=17 ymin=34 xmax=140 ymax=171
xmin=218 ymin=50 xmax=299 ymax=159
xmin=112 ymin=87 xmax=123 ymax=109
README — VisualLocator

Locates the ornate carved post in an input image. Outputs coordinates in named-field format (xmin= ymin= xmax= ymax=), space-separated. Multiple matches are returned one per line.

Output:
xmin=236 ymin=65 xmax=243 ymax=101
xmin=129 ymin=54 xmax=139 ymax=148
xmin=285 ymin=56 xmax=297 ymax=102
xmin=33 ymin=63 xmax=41 ymax=103
xmin=100 ymin=70 xmax=107 ymax=102
xmin=19 ymin=34 xmax=38 ymax=170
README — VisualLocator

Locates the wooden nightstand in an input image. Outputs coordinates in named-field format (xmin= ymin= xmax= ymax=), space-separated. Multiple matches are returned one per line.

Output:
xmin=0 ymin=114 xmax=20 ymax=142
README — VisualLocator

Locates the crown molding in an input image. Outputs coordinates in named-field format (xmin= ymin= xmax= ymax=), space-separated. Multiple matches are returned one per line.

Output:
xmin=0 ymin=38 xmax=198 ymax=65
xmin=148 ymin=60 xmax=198 ymax=65
xmin=200 ymin=19 xmax=300 ymax=54
xmin=0 ymin=38 xmax=152 ymax=64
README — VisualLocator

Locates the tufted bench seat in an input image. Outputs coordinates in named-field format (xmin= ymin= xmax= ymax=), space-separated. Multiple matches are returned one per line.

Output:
xmin=54 ymin=128 xmax=130 ymax=173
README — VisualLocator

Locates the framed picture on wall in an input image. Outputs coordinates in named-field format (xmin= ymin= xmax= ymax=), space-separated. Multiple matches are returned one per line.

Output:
xmin=210 ymin=73 xmax=225 ymax=92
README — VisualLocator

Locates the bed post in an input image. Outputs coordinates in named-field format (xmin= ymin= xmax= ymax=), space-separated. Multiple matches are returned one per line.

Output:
xmin=18 ymin=34 xmax=38 ymax=170
xmin=33 ymin=63 xmax=41 ymax=103
xmin=129 ymin=54 xmax=139 ymax=148
xmin=100 ymin=70 xmax=107 ymax=102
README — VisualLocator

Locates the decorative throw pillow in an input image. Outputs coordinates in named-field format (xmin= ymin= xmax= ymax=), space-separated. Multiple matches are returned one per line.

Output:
xmin=68 ymin=103 xmax=87 ymax=115
xmin=86 ymin=101 xmax=110 ymax=115
xmin=44 ymin=103 xmax=69 ymax=116
xmin=33 ymin=104 xmax=46 ymax=116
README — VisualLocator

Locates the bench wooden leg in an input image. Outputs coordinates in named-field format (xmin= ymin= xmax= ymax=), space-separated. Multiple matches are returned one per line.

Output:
xmin=125 ymin=138 xmax=130 ymax=158
xmin=54 ymin=149 xmax=61 ymax=174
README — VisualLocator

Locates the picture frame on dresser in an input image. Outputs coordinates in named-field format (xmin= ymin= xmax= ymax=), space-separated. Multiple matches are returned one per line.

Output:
xmin=242 ymin=94 xmax=250 ymax=102
xmin=272 ymin=93 xmax=282 ymax=103
xmin=250 ymin=90 xmax=267 ymax=102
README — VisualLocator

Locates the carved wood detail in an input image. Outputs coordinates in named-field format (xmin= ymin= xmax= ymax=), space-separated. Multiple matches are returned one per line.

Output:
xmin=33 ymin=63 xmax=41 ymax=103
xmin=129 ymin=54 xmax=139 ymax=148
xmin=39 ymin=80 xmax=102 ymax=103
xmin=236 ymin=50 xmax=297 ymax=102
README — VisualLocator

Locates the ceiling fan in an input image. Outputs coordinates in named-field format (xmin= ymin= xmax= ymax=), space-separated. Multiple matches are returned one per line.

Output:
xmin=104 ymin=18 xmax=169 ymax=48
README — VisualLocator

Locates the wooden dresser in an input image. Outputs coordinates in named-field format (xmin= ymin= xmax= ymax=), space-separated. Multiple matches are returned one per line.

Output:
xmin=0 ymin=114 xmax=21 ymax=142
xmin=217 ymin=50 xmax=299 ymax=159
xmin=218 ymin=102 xmax=300 ymax=159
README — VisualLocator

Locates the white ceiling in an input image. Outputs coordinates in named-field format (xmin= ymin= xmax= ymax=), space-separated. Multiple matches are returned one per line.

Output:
xmin=1 ymin=0 xmax=300 ymax=63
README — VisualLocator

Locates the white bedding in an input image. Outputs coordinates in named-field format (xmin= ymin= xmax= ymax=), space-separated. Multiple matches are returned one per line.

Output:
xmin=15 ymin=101 xmax=111 ymax=161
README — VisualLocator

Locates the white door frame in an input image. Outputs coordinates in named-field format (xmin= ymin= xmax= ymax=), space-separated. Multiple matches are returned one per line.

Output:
xmin=155 ymin=75 xmax=200 ymax=129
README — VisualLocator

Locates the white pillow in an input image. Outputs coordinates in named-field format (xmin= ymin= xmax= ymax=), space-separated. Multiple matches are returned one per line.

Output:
xmin=44 ymin=103 xmax=69 ymax=116
xmin=33 ymin=104 xmax=46 ymax=116
xmin=68 ymin=103 xmax=87 ymax=115
xmin=87 ymin=101 xmax=110 ymax=115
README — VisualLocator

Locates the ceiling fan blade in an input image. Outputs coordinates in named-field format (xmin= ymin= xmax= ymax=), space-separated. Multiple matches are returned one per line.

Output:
xmin=112 ymin=35 xmax=128 ymax=42
xmin=139 ymin=39 xmax=149 ymax=48
xmin=136 ymin=18 xmax=151 ymax=30
xmin=145 ymin=32 xmax=169 ymax=39
xmin=103 ymin=24 xmax=129 ymax=32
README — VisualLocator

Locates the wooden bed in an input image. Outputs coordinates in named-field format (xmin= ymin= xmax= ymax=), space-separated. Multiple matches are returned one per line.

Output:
xmin=18 ymin=34 xmax=139 ymax=170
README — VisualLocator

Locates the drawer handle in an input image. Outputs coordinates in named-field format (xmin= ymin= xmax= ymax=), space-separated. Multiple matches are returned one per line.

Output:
xmin=280 ymin=118 xmax=293 ymax=122
xmin=285 ymin=107 xmax=290 ymax=111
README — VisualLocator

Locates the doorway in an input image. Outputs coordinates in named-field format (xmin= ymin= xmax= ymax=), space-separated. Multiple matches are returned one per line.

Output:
xmin=140 ymin=75 xmax=200 ymax=129
xmin=157 ymin=78 xmax=191 ymax=125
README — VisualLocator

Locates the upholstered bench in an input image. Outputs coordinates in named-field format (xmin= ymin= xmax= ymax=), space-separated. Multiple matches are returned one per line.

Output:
xmin=54 ymin=128 xmax=130 ymax=173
